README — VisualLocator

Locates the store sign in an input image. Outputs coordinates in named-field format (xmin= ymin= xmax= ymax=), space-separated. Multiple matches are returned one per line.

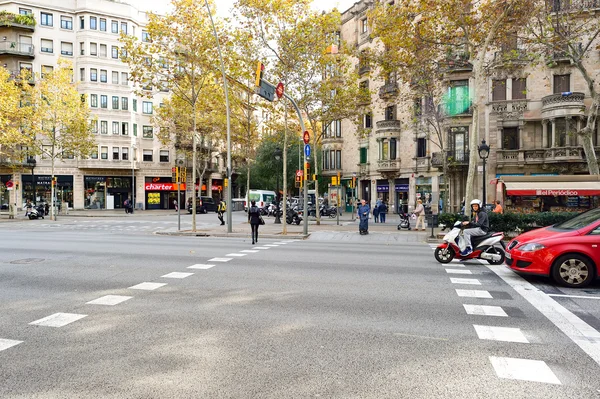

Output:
xmin=145 ymin=183 xmax=186 ymax=191
xmin=376 ymin=185 xmax=389 ymax=193
xmin=507 ymin=189 xmax=600 ymax=196
xmin=395 ymin=184 xmax=409 ymax=192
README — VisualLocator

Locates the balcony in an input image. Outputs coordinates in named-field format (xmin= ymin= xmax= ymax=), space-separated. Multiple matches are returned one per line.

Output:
xmin=77 ymin=159 xmax=139 ymax=169
xmin=375 ymin=119 xmax=401 ymax=139
xmin=376 ymin=159 xmax=400 ymax=173
xmin=415 ymin=156 xmax=430 ymax=171
xmin=490 ymin=100 xmax=528 ymax=116
xmin=322 ymin=135 xmax=343 ymax=145
xmin=378 ymin=82 xmax=398 ymax=99
xmin=497 ymin=146 xmax=600 ymax=166
xmin=0 ymin=12 xmax=35 ymax=31
xmin=357 ymin=162 xmax=370 ymax=176
xmin=445 ymin=52 xmax=472 ymax=72
xmin=541 ymin=92 xmax=585 ymax=118
xmin=0 ymin=41 xmax=34 ymax=58
xmin=431 ymin=150 xmax=470 ymax=168
xmin=322 ymin=168 xmax=343 ymax=177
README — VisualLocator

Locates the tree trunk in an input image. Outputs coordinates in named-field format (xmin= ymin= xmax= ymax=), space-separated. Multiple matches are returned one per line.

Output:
xmin=580 ymin=95 xmax=600 ymax=175
xmin=313 ymin=125 xmax=320 ymax=225
xmin=191 ymin=111 xmax=197 ymax=231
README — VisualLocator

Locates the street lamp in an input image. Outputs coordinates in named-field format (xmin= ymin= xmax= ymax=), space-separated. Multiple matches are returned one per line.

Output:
xmin=26 ymin=156 xmax=36 ymax=204
xmin=131 ymin=144 xmax=136 ymax=214
xmin=274 ymin=147 xmax=282 ymax=224
xmin=478 ymin=139 xmax=490 ymax=205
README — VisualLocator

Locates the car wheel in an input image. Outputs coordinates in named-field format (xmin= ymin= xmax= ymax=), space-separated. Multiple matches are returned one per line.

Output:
xmin=434 ymin=246 xmax=454 ymax=264
xmin=485 ymin=247 xmax=505 ymax=265
xmin=552 ymin=254 xmax=595 ymax=288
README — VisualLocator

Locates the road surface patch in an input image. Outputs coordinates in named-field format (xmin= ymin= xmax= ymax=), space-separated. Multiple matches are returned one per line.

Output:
xmin=129 ymin=282 xmax=167 ymax=290
xmin=86 ymin=295 xmax=132 ymax=306
xmin=161 ymin=272 xmax=194 ymax=279
xmin=30 ymin=313 xmax=87 ymax=328
xmin=463 ymin=305 xmax=508 ymax=317
xmin=456 ymin=289 xmax=493 ymax=299
xmin=0 ymin=338 xmax=22 ymax=352
xmin=474 ymin=325 xmax=529 ymax=343
xmin=490 ymin=356 xmax=561 ymax=384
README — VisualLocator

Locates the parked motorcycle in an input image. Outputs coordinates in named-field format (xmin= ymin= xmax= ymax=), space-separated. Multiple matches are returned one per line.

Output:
xmin=434 ymin=221 xmax=505 ymax=265
xmin=319 ymin=205 xmax=338 ymax=218
xmin=26 ymin=206 xmax=44 ymax=220
xmin=286 ymin=207 xmax=302 ymax=225
xmin=397 ymin=213 xmax=411 ymax=230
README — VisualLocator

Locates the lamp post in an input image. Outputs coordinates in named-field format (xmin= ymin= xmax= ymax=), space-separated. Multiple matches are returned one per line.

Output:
xmin=478 ymin=139 xmax=490 ymax=205
xmin=274 ymin=147 xmax=282 ymax=224
xmin=26 ymin=156 xmax=36 ymax=204
xmin=131 ymin=144 xmax=136 ymax=214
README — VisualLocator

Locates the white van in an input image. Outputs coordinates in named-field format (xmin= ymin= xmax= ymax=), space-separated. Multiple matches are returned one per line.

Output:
xmin=244 ymin=190 xmax=276 ymax=210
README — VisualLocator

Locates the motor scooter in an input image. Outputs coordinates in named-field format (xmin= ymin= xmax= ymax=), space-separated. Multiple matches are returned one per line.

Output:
xmin=26 ymin=206 xmax=44 ymax=220
xmin=434 ymin=221 xmax=505 ymax=265
xmin=397 ymin=213 xmax=411 ymax=230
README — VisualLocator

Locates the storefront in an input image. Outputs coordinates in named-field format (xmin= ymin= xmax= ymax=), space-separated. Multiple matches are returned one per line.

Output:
xmin=84 ymin=176 xmax=133 ymax=209
xmin=394 ymin=179 xmax=409 ymax=214
xmin=376 ymin=180 xmax=390 ymax=203
xmin=22 ymin=175 xmax=73 ymax=208
xmin=0 ymin=175 xmax=12 ymax=208
xmin=145 ymin=177 xmax=186 ymax=210
xmin=416 ymin=176 xmax=432 ymax=205
xmin=501 ymin=175 xmax=600 ymax=213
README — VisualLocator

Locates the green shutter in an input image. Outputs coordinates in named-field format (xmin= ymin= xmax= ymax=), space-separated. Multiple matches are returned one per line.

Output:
xmin=360 ymin=147 xmax=367 ymax=164
xmin=133 ymin=124 xmax=137 ymax=137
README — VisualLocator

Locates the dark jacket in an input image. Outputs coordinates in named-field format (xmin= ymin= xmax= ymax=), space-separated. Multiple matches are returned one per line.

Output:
xmin=470 ymin=210 xmax=489 ymax=232
xmin=248 ymin=206 xmax=261 ymax=225
xmin=378 ymin=203 xmax=387 ymax=214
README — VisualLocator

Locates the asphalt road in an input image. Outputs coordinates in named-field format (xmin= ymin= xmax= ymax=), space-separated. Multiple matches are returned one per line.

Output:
xmin=1 ymin=221 xmax=600 ymax=398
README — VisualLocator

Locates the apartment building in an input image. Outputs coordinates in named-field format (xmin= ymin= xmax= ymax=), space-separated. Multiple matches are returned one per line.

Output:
xmin=0 ymin=0 xmax=184 ymax=210
xmin=333 ymin=0 xmax=600 ymax=215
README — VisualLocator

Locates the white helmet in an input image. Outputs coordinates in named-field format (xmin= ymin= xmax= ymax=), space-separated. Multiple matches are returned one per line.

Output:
xmin=470 ymin=199 xmax=482 ymax=207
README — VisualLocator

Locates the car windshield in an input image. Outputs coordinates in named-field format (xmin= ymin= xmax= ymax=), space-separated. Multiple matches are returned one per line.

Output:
xmin=553 ymin=207 xmax=600 ymax=230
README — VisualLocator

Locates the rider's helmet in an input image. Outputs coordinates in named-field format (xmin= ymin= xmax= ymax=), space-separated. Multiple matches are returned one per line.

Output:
xmin=470 ymin=199 xmax=482 ymax=211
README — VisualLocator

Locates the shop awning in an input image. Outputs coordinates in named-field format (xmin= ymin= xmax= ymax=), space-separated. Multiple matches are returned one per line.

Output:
xmin=503 ymin=181 xmax=600 ymax=196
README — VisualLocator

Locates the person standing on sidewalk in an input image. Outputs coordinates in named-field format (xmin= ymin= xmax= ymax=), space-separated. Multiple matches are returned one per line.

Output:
xmin=379 ymin=201 xmax=387 ymax=223
xmin=373 ymin=198 xmax=381 ymax=223
xmin=248 ymin=200 xmax=261 ymax=245
xmin=413 ymin=199 xmax=426 ymax=231
xmin=357 ymin=199 xmax=370 ymax=235
xmin=217 ymin=199 xmax=226 ymax=225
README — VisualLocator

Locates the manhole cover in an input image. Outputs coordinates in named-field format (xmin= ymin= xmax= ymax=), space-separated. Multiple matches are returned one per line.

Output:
xmin=10 ymin=258 xmax=45 ymax=264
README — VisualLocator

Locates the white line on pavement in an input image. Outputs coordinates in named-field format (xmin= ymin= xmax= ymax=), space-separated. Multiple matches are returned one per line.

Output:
xmin=0 ymin=338 xmax=23 ymax=352
xmin=225 ymin=253 xmax=247 ymax=257
xmin=487 ymin=264 xmax=600 ymax=367
xmin=253 ymin=247 xmax=270 ymax=250
xmin=463 ymin=304 xmax=508 ymax=317
xmin=187 ymin=264 xmax=215 ymax=269
xmin=450 ymin=278 xmax=481 ymax=285
xmin=489 ymin=356 xmax=561 ymax=385
xmin=263 ymin=244 xmax=279 ymax=247
xmin=129 ymin=282 xmax=167 ymax=291
xmin=208 ymin=258 xmax=233 ymax=262
xmin=456 ymin=289 xmax=493 ymax=299
xmin=161 ymin=272 xmax=194 ymax=279
xmin=240 ymin=250 xmax=259 ymax=253
xmin=446 ymin=269 xmax=472 ymax=275
xmin=29 ymin=313 xmax=87 ymax=328
xmin=474 ymin=325 xmax=529 ymax=343
xmin=548 ymin=294 xmax=600 ymax=300
xmin=86 ymin=295 xmax=132 ymax=306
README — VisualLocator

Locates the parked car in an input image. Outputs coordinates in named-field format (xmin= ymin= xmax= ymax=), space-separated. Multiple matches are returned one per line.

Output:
xmin=187 ymin=196 xmax=218 ymax=214
xmin=505 ymin=207 xmax=600 ymax=288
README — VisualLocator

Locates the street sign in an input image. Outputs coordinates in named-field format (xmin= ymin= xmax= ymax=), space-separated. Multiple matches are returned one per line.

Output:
xmin=256 ymin=80 xmax=275 ymax=102
xmin=276 ymin=82 xmax=284 ymax=99
xmin=296 ymin=170 xmax=303 ymax=177
xmin=304 ymin=144 xmax=311 ymax=157
xmin=303 ymin=131 xmax=310 ymax=145
xmin=332 ymin=176 xmax=338 ymax=186
xmin=5 ymin=180 xmax=13 ymax=189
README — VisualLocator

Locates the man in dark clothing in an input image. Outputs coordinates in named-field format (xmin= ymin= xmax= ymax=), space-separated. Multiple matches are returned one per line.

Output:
xmin=357 ymin=199 xmax=370 ymax=235
xmin=461 ymin=199 xmax=489 ymax=255
xmin=248 ymin=200 xmax=261 ymax=244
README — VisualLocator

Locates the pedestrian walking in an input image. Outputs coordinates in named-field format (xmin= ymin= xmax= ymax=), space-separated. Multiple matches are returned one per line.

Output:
xmin=123 ymin=198 xmax=130 ymax=214
xmin=248 ymin=200 xmax=262 ymax=245
xmin=493 ymin=200 xmax=503 ymax=214
xmin=357 ymin=199 xmax=370 ymax=235
xmin=379 ymin=201 xmax=387 ymax=223
xmin=173 ymin=199 xmax=178 ymax=211
xmin=373 ymin=198 xmax=381 ymax=223
xmin=413 ymin=199 xmax=426 ymax=231
xmin=217 ymin=199 xmax=226 ymax=225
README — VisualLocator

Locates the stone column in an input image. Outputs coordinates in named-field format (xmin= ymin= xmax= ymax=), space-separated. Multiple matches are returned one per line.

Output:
xmin=408 ymin=176 xmax=416 ymax=213
xmin=518 ymin=125 xmax=524 ymax=150
xmin=565 ymin=116 xmax=572 ymax=146
xmin=576 ymin=117 xmax=583 ymax=146
xmin=388 ymin=178 xmax=394 ymax=214
xmin=551 ymin=118 xmax=557 ymax=148
xmin=542 ymin=120 xmax=549 ymax=148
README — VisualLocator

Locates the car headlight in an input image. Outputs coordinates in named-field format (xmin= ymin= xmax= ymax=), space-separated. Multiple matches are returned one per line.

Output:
xmin=518 ymin=243 xmax=546 ymax=252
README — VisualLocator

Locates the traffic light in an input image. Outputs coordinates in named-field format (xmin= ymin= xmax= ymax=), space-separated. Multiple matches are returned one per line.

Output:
xmin=171 ymin=167 xmax=178 ymax=183
xmin=51 ymin=176 xmax=57 ymax=186
xmin=180 ymin=167 xmax=187 ymax=183
xmin=255 ymin=62 xmax=264 ymax=87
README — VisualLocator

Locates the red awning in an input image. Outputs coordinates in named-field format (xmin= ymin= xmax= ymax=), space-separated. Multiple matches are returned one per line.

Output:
xmin=503 ymin=181 xmax=600 ymax=196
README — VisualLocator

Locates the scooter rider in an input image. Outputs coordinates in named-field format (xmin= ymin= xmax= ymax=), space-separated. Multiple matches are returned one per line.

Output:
xmin=461 ymin=199 xmax=489 ymax=255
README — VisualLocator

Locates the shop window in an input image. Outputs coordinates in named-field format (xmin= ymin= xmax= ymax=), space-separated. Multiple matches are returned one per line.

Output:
xmin=100 ymin=18 xmax=106 ymax=31
xmin=122 ymin=147 xmax=129 ymax=160
xmin=112 ymin=122 xmax=119 ymax=135
xmin=111 ymin=20 xmax=118 ymax=33
xmin=100 ymin=121 xmax=108 ymax=134
xmin=159 ymin=150 xmax=169 ymax=163
xmin=512 ymin=78 xmax=526 ymax=100
xmin=100 ymin=95 xmax=107 ymax=108
xmin=390 ymin=138 xmax=397 ymax=160
xmin=143 ymin=150 xmax=153 ymax=162
xmin=41 ymin=12 xmax=53 ymax=27
xmin=100 ymin=69 xmax=107 ymax=83
xmin=143 ymin=126 xmax=153 ymax=139
xmin=61 ymin=16 xmax=72 ymax=30
xmin=386 ymin=105 xmax=396 ymax=120
xmin=112 ymin=96 xmax=119 ymax=109
xmin=122 ymin=122 xmax=128 ymax=136
xmin=101 ymin=146 xmax=108 ymax=160
xmin=502 ymin=127 xmax=519 ymax=150
xmin=554 ymin=74 xmax=570 ymax=94
xmin=364 ymin=113 xmax=372 ymax=129
xmin=112 ymin=147 xmax=119 ymax=160
xmin=492 ymin=79 xmax=506 ymax=101
xmin=447 ymin=80 xmax=470 ymax=116
xmin=122 ymin=97 xmax=128 ymax=110
xmin=143 ymin=101 xmax=153 ymax=114
xmin=360 ymin=147 xmax=368 ymax=164
xmin=41 ymin=39 xmax=53 ymax=53
xmin=90 ymin=94 xmax=98 ymax=108
xmin=417 ymin=137 xmax=427 ymax=158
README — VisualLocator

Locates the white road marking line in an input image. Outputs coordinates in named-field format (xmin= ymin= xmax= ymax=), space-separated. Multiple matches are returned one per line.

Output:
xmin=474 ymin=325 xmax=529 ymax=343
xmin=240 ymin=250 xmax=259 ymax=253
xmin=253 ymin=247 xmax=270 ymax=250
xmin=129 ymin=282 xmax=167 ymax=290
xmin=490 ymin=356 xmax=561 ymax=385
xmin=464 ymin=304 xmax=508 ymax=317
xmin=264 ymin=244 xmax=279 ymax=247
xmin=488 ymin=264 xmax=600 ymax=367
xmin=187 ymin=264 xmax=215 ymax=269
xmin=225 ymin=253 xmax=247 ymax=257
xmin=161 ymin=272 xmax=194 ymax=279
xmin=208 ymin=258 xmax=233 ymax=262
xmin=456 ymin=289 xmax=493 ymax=299
xmin=548 ymin=294 xmax=600 ymax=300
xmin=29 ymin=313 xmax=87 ymax=328
xmin=446 ymin=263 xmax=466 ymax=267
xmin=0 ymin=338 xmax=23 ymax=352
xmin=450 ymin=278 xmax=481 ymax=285
xmin=274 ymin=242 xmax=288 ymax=244
xmin=86 ymin=295 xmax=132 ymax=306
xmin=446 ymin=269 xmax=472 ymax=275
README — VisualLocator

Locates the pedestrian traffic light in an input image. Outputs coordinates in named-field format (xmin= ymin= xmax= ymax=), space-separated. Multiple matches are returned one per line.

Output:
xmin=255 ymin=62 xmax=264 ymax=87
xmin=180 ymin=168 xmax=186 ymax=183
xmin=171 ymin=167 xmax=178 ymax=183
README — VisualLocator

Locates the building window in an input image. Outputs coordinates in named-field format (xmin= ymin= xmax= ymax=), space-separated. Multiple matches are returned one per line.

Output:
xmin=364 ymin=113 xmax=372 ymax=129
xmin=133 ymin=124 xmax=138 ymax=136
xmin=385 ymin=105 xmax=396 ymax=120
xmin=99 ymin=44 xmax=107 ymax=57
xmin=390 ymin=138 xmax=397 ymax=160
xmin=323 ymin=150 xmax=329 ymax=170
xmin=554 ymin=118 xmax=567 ymax=147
xmin=554 ymin=74 xmax=570 ymax=94
xmin=122 ymin=147 xmax=129 ymax=160
xmin=492 ymin=79 xmax=506 ymax=101
xmin=512 ymin=78 xmax=527 ymax=100
xmin=101 ymin=146 xmax=108 ymax=160
xmin=90 ymin=16 xmax=97 ymax=30
xmin=360 ymin=147 xmax=368 ymax=164
xmin=133 ymin=99 xmax=137 ymax=112
xmin=417 ymin=137 xmax=427 ymax=158
xmin=112 ymin=71 xmax=119 ymax=84
xmin=159 ymin=150 xmax=169 ymax=162
xmin=90 ymin=94 xmax=98 ymax=107
xmin=122 ymin=122 xmax=129 ymax=135
xmin=143 ymin=150 xmax=153 ymax=162
xmin=360 ymin=18 xmax=368 ymax=33
xmin=60 ymin=16 xmax=72 ymax=30
xmin=121 ymin=97 xmax=128 ymax=110
xmin=113 ymin=147 xmax=119 ymax=160
xmin=502 ymin=127 xmax=519 ymax=150
xmin=91 ymin=120 xmax=98 ymax=134
xmin=142 ymin=101 xmax=153 ymax=114
xmin=110 ymin=96 xmax=117 ymax=110
xmin=40 ymin=12 xmax=53 ymax=27
xmin=142 ymin=30 xmax=150 ymax=42
xmin=90 ymin=68 xmax=97 ymax=81
xmin=79 ymin=68 xmax=85 ymax=81
xmin=111 ymin=121 xmax=119 ymax=135
xmin=100 ymin=18 xmax=106 ymax=31
xmin=111 ymin=46 xmax=119 ymax=59
xmin=100 ymin=121 xmax=108 ymax=134
xmin=121 ymin=22 xmax=127 ymax=34
xmin=121 ymin=72 xmax=128 ymax=85
xmin=90 ymin=42 xmax=97 ymax=56
xmin=80 ymin=16 xmax=84 ymax=29
xmin=100 ymin=95 xmax=107 ymax=108
xmin=80 ymin=42 xmax=85 ymax=55
xmin=335 ymin=150 xmax=341 ymax=169
xmin=143 ymin=126 xmax=153 ymax=139
xmin=91 ymin=148 xmax=98 ymax=159
xmin=61 ymin=42 xmax=73 ymax=56
xmin=100 ymin=69 xmax=107 ymax=83
xmin=41 ymin=39 xmax=53 ymax=53
xmin=19 ymin=8 xmax=32 ymax=16
xmin=447 ymin=80 xmax=470 ymax=115
xmin=111 ymin=20 xmax=118 ymax=33
xmin=381 ymin=141 xmax=389 ymax=160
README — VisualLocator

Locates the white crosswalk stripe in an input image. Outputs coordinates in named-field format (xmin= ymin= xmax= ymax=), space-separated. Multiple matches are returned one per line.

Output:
xmin=474 ymin=325 xmax=529 ymax=343
xmin=456 ymin=289 xmax=493 ymax=299
xmin=490 ymin=357 xmax=561 ymax=385
xmin=86 ymin=295 xmax=132 ymax=306
xmin=450 ymin=278 xmax=481 ymax=285
xmin=0 ymin=338 xmax=23 ymax=352
xmin=463 ymin=305 xmax=508 ymax=317
xmin=30 ymin=313 xmax=87 ymax=328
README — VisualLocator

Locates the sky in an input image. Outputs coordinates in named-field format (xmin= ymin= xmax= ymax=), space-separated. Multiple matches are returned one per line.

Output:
xmin=129 ymin=0 xmax=356 ymax=18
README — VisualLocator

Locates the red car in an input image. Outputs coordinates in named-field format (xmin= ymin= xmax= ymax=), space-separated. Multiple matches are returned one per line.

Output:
xmin=505 ymin=207 xmax=600 ymax=288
